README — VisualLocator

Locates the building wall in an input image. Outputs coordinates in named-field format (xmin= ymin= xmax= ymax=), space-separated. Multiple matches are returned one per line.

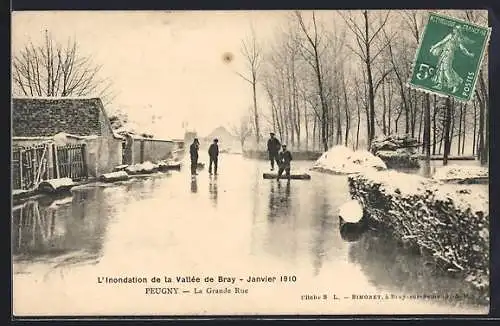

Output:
xmin=13 ymin=135 xmax=122 ymax=179
xmin=130 ymin=138 xmax=175 ymax=164
xmin=97 ymin=109 xmax=123 ymax=175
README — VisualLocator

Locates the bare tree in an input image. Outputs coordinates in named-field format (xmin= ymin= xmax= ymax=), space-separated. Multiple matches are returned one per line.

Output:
xmin=341 ymin=10 xmax=393 ymax=147
xmin=235 ymin=25 xmax=263 ymax=144
xmin=294 ymin=10 xmax=329 ymax=151
xmin=231 ymin=115 xmax=253 ymax=149
xmin=12 ymin=30 xmax=114 ymax=104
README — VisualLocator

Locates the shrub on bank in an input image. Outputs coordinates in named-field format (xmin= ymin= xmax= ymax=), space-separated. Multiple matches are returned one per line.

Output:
xmin=348 ymin=170 xmax=489 ymax=298
xmin=371 ymin=134 xmax=421 ymax=168
xmin=311 ymin=145 xmax=387 ymax=175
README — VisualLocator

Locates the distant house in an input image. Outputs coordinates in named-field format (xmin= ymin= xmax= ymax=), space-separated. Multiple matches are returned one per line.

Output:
xmin=203 ymin=126 xmax=240 ymax=153
xmin=12 ymin=97 xmax=124 ymax=178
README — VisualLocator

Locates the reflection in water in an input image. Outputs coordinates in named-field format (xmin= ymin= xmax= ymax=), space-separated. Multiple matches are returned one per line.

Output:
xmin=264 ymin=179 xmax=297 ymax=261
xmin=348 ymin=230 xmax=486 ymax=306
xmin=190 ymin=176 xmax=198 ymax=193
xmin=12 ymin=187 xmax=110 ymax=267
xmin=311 ymin=191 xmax=332 ymax=276
xmin=267 ymin=180 xmax=291 ymax=222
xmin=209 ymin=175 xmax=218 ymax=206
xmin=339 ymin=217 xmax=368 ymax=242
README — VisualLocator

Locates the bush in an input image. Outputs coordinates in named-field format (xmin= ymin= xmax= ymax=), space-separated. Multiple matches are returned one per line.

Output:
xmin=348 ymin=170 xmax=489 ymax=299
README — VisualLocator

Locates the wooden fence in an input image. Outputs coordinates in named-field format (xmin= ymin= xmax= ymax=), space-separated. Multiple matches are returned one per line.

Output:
xmin=55 ymin=144 xmax=88 ymax=181
xmin=12 ymin=143 xmax=88 ymax=191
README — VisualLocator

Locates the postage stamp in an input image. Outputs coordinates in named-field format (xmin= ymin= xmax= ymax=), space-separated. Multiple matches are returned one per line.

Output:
xmin=408 ymin=12 xmax=491 ymax=102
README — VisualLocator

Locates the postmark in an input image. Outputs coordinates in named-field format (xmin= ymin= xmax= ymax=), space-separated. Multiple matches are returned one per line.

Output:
xmin=408 ymin=12 xmax=491 ymax=102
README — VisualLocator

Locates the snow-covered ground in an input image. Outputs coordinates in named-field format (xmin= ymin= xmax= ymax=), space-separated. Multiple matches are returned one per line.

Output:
xmin=312 ymin=145 xmax=387 ymax=175
xmin=433 ymin=165 xmax=489 ymax=182
xmin=354 ymin=169 xmax=488 ymax=215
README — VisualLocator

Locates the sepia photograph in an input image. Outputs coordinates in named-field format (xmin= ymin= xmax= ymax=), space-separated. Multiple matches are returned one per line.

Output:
xmin=11 ymin=9 xmax=490 ymax=316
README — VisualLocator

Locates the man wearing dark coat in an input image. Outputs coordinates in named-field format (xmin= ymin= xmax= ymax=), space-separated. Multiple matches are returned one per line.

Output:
xmin=208 ymin=138 xmax=219 ymax=175
xmin=277 ymin=144 xmax=293 ymax=181
xmin=267 ymin=132 xmax=281 ymax=171
xmin=190 ymin=138 xmax=200 ymax=175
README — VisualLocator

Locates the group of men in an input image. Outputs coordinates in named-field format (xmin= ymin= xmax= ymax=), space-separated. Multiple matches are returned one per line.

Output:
xmin=189 ymin=138 xmax=219 ymax=175
xmin=267 ymin=132 xmax=293 ymax=180
xmin=189 ymin=132 xmax=292 ymax=180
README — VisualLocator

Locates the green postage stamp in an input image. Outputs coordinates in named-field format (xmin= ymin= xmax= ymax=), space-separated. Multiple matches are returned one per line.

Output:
xmin=408 ymin=12 xmax=491 ymax=102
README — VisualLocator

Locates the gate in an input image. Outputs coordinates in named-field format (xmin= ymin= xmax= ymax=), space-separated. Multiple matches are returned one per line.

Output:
xmin=12 ymin=143 xmax=88 ymax=191
xmin=12 ymin=143 xmax=50 ymax=191
xmin=54 ymin=144 xmax=88 ymax=181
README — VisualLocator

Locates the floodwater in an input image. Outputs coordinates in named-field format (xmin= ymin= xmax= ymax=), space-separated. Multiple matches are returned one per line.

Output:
xmin=12 ymin=154 xmax=488 ymax=316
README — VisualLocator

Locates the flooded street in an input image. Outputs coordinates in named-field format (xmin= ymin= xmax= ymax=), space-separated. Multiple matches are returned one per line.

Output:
xmin=12 ymin=154 xmax=488 ymax=315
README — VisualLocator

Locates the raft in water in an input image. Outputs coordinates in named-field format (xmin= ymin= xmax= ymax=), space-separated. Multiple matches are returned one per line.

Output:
xmin=262 ymin=173 xmax=311 ymax=180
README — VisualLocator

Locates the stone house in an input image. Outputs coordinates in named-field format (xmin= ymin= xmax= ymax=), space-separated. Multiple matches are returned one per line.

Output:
xmin=12 ymin=97 xmax=124 ymax=178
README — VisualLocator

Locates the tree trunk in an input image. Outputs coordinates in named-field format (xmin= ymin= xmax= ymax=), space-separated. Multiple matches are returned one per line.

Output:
xmin=477 ymin=90 xmax=485 ymax=163
xmin=479 ymin=70 xmax=489 ymax=165
xmin=443 ymin=97 xmax=452 ymax=165
xmin=387 ymin=80 xmax=392 ymax=135
xmin=449 ymin=100 xmax=455 ymax=156
xmin=382 ymin=80 xmax=387 ymax=135
xmin=364 ymin=11 xmax=376 ymax=147
xmin=419 ymin=96 xmax=424 ymax=153
xmin=355 ymin=90 xmax=361 ymax=150
xmin=343 ymin=76 xmax=350 ymax=147
xmin=472 ymin=100 xmax=477 ymax=156
xmin=252 ymin=81 xmax=261 ymax=144
xmin=457 ymin=103 xmax=463 ymax=156
xmin=433 ymin=95 xmax=438 ymax=155
xmin=336 ymin=94 xmax=342 ymax=145
xmin=461 ymin=104 xmax=467 ymax=155
xmin=423 ymin=93 xmax=431 ymax=160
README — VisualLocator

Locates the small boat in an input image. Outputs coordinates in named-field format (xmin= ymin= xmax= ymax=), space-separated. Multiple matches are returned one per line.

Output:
xmin=262 ymin=173 xmax=311 ymax=180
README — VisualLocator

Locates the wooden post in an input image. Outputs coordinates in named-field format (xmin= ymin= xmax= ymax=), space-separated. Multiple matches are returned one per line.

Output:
xmin=19 ymin=149 xmax=23 ymax=190
xmin=31 ymin=147 xmax=37 ymax=187
xmin=140 ymin=140 xmax=145 ymax=164
xmin=47 ymin=143 xmax=54 ymax=179
xmin=54 ymin=145 xmax=60 ymax=179
xmin=81 ymin=143 xmax=88 ymax=179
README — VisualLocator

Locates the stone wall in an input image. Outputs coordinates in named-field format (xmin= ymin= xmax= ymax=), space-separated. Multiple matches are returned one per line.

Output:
xmin=128 ymin=137 xmax=175 ymax=164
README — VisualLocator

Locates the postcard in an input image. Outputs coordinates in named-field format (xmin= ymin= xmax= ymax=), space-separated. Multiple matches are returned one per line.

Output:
xmin=11 ymin=9 xmax=490 ymax=316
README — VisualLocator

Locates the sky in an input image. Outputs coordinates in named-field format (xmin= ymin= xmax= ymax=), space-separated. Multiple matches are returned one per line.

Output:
xmin=12 ymin=11 xmax=293 ymax=138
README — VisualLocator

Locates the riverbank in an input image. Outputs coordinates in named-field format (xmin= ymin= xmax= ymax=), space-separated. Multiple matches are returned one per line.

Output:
xmin=347 ymin=170 xmax=489 ymax=303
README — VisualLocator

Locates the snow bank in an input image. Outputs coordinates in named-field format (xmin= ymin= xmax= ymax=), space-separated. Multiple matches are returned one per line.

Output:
xmin=312 ymin=145 xmax=387 ymax=175
xmin=348 ymin=170 xmax=489 ymax=295
xmin=339 ymin=199 xmax=364 ymax=223
xmin=38 ymin=178 xmax=75 ymax=193
xmin=99 ymin=171 xmax=130 ymax=182
xmin=125 ymin=161 xmax=159 ymax=175
xmin=433 ymin=165 xmax=489 ymax=184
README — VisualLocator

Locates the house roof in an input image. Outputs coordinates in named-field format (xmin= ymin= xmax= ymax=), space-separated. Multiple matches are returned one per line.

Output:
xmin=12 ymin=97 xmax=121 ymax=138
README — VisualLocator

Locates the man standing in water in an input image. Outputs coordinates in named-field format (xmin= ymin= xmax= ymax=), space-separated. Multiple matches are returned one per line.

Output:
xmin=208 ymin=138 xmax=219 ymax=175
xmin=190 ymin=138 xmax=200 ymax=176
xmin=277 ymin=144 xmax=292 ymax=181
xmin=267 ymin=132 xmax=281 ymax=171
